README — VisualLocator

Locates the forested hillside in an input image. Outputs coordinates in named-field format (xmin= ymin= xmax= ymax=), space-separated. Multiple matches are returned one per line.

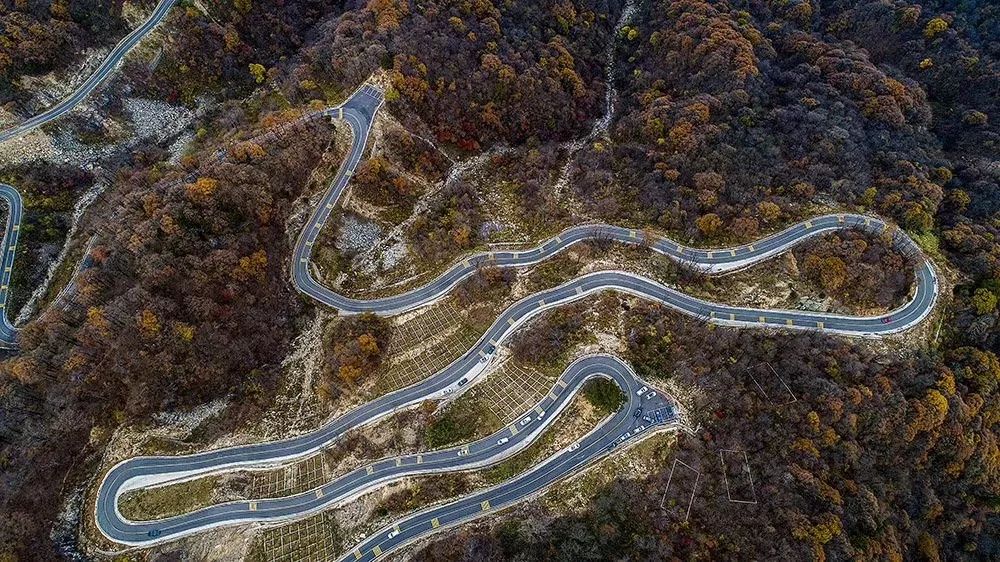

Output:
xmin=0 ymin=0 xmax=997 ymax=560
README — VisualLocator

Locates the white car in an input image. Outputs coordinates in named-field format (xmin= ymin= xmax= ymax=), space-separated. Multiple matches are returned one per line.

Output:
xmin=635 ymin=425 xmax=646 ymax=432
xmin=387 ymin=529 xmax=400 ymax=539
xmin=537 ymin=410 xmax=546 ymax=419
xmin=497 ymin=437 xmax=510 ymax=445
xmin=519 ymin=416 xmax=532 ymax=426
xmin=636 ymin=385 xmax=649 ymax=396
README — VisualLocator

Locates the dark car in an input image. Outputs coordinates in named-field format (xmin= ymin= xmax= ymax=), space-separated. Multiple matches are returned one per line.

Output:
xmin=881 ymin=316 xmax=892 ymax=324
xmin=147 ymin=529 xmax=161 ymax=538
xmin=458 ymin=377 xmax=469 ymax=387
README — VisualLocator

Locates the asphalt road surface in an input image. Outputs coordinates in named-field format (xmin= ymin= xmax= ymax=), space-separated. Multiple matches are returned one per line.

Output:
xmin=0 ymin=0 xmax=177 ymax=144
xmin=92 ymin=83 xmax=940 ymax=552
xmin=0 ymin=184 xmax=23 ymax=347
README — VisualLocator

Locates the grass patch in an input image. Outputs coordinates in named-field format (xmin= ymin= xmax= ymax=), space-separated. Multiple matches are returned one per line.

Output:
xmin=118 ymin=476 xmax=218 ymax=520
xmin=423 ymin=398 xmax=498 ymax=449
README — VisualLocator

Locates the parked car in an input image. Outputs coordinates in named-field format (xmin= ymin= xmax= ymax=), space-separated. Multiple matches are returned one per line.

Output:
xmin=519 ymin=416 xmax=532 ymax=426
xmin=635 ymin=425 xmax=646 ymax=432
xmin=458 ymin=377 xmax=469 ymax=387
xmin=388 ymin=529 xmax=400 ymax=539
xmin=645 ymin=391 xmax=656 ymax=400
xmin=497 ymin=437 xmax=510 ymax=445
xmin=636 ymin=385 xmax=649 ymax=396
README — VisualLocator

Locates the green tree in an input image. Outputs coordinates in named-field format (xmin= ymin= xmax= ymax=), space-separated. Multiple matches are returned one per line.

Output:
xmin=249 ymin=63 xmax=266 ymax=83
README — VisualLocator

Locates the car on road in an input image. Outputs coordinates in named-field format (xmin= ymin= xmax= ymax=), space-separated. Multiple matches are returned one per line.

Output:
xmin=388 ymin=529 xmax=400 ymax=539
xmin=147 ymin=529 xmax=161 ymax=538
xmin=519 ymin=416 xmax=532 ymax=426
xmin=881 ymin=316 xmax=892 ymax=324
xmin=569 ymin=442 xmax=580 ymax=451
xmin=645 ymin=391 xmax=656 ymax=400
xmin=636 ymin=385 xmax=649 ymax=396
xmin=457 ymin=449 xmax=468 ymax=456
xmin=537 ymin=410 xmax=546 ymax=419
xmin=497 ymin=437 xmax=510 ymax=445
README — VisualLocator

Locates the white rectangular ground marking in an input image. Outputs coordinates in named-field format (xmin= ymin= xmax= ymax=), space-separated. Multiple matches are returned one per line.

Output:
xmin=510 ymin=425 xmax=518 ymax=436
xmin=535 ymin=405 xmax=544 ymax=414
xmin=366 ymin=465 xmax=374 ymax=475
xmin=373 ymin=545 xmax=382 ymax=556
xmin=786 ymin=319 xmax=794 ymax=327
xmin=354 ymin=550 xmax=362 ymax=560
xmin=575 ymin=286 xmax=583 ymax=295
xmin=316 ymin=489 xmax=324 ymax=498
xmin=417 ymin=454 xmax=423 ymax=464
xmin=338 ymin=108 xmax=343 ymax=119
xmin=248 ymin=501 xmax=257 ymax=511
xmin=817 ymin=321 xmax=824 ymax=329
xmin=558 ymin=379 xmax=568 ymax=388
xmin=395 ymin=458 xmax=402 ymax=467
xmin=729 ymin=313 xmax=735 ymax=321
xmin=431 ymin=517 xmax=440 ymax=528
xmin=758 ymin=316 xmax=766 ymax=323
xmin=548 ymin=391 xmax=557 ymax=400
xmin=730 ymin=250 xmax=736 ymax=257
xmin=481 ymin=500 xmax=491 ymax=511
xmin=748 ymin=244 xmax=755 ymax=252
xmin=508 ymin=318 xmax=516 ymax=326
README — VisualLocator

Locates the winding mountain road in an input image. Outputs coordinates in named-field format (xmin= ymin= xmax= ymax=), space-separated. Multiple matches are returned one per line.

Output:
xmin=0 ymin=0 xmax=177 ymax=144
xmin=92 ymin=82 xmax=940 ymax=556
xmin=0 ymin=184 xmax=23 ymax=347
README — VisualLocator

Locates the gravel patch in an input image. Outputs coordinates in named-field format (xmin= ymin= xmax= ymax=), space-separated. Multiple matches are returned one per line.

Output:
xmin=337 ymin=214 xmax=383 ymax=254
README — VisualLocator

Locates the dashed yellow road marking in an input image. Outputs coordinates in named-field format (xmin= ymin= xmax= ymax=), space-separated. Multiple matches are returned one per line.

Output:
xmin=481 ymin=500 xmax=491 ymax=511
xmin=373 ymin=545 xmax=382 ymax=556
xmin=431 ymin=517 xmax=440 ymax=528
xmin=354 ymin=550 xmax=362 ymax=560
xmin=817 ymin=321 xmax=824 ymax=329
xmin=786 ymin=319 xmax=794 ymax=327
